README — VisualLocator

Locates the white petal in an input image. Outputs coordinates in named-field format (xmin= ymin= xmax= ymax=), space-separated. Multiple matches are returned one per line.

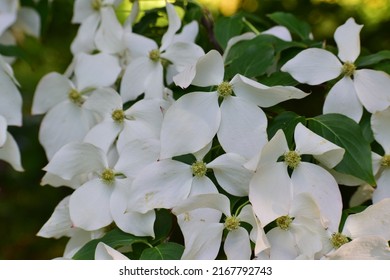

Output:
xmin=334 ymin=18 xmax=363 ymax=63
xmin=192 ymin=141 xmax=212 ymax=161
xmin=14 ymin=7 xmax=40 ymax=38
xmin=281 ymin=48 xmax=342 ymax=85
xmin=292 ymin=163 xmax=343 ymax=232
xmin=63 ymin=230 xmax=97 ymax=259
xmin=231 ymin=74 xmax=309 ymax=107
xmin=95 ymin=242 xmax=130 ymax=260
xmin=294 ymin=122 xmax=345 ymax=168
xmin=290 ymin=192 xmax=322 ymax=220
xmin=172 ymin=20 xmax=199 ymax=44
xmin=37 ymin=196 xmax=73 ymax=238
xmin=160 ymin=92 xmax=220 ymax=159
xmin=323 ymin=76 xmax=363 ymax=122
xmin=95 ymin=7 xmax=124 ymax=53
xmin=82 ymin=87 xmax=123 ymax=116
xmin=325 ymin=236 xmax=390 ymax=260
xmin=162 ymin=42 xmax=204 ymax=72
xmin=120 ymin=57 xmax=157 ymax=102
xmin=110 ymin=179 xmax=156 ymax=237
xmin=72 ymin=0 xmax=96 ymax=23
xmin=0 ymin=132 xmax=23 ymax=171
xmin=83 ymin=119 xmax=122 ymax=153
xmin=267 ymin=228 xmax=298 ymax=259
xmin=130 ymin=159 xmax=193 ymax=213
xmin=0 ymin=115 xmax=7 ymax=146
xmin=191 ymin=50 xmax=224 ymax=87
xmin=114 ymin=138 xmax=160 ymax=178
xmin=372 ymin=170 xmax=390 ymax=204
xmin=0 ymin=67 xmax=22 ymax=126
xmin=173 ymin=193 xmax=231 ymax=217
xmin=343 ymin=198 xmax=390 ymax=240
xmin=208 ymin=153 xmax=253 ymax=196
xmin=249 ymin=162 xmax=292 ymax=226
xmin=38 ymin=102 xmax=97 ymax=160
xmin=218 ymin=96 xmax=268 ymax=159
xmin=43 ymin=142 xmax=107 ymax=180
xmin=224 ymin=228 xmax=251 ymax=259
xmin=124 ymin=33 xmax=158 ymax=58
xmin=179 ymin=221 xmax=224 ymax=260
xmin=160 ymin=2 xmax=181 ymax=52
xmin=291 ymin=217 xmax=324 ymax=258
xmin=350 ymin=184 xmax=375 ymax=207
xmin=74 ymin=52 xmax=121 ymax=91
xmin=371 ymin=107 xmax=390 ymax=153
xmin=32 ymin=72 xmax=73 ymax=115
xmin=262 ymin=26 xmax=292 ymax=41
xmin=144 ymin=62 xmax=164 ymax=99
xmin=223 ymin=32 xmax=256 ymax=61
xmin=70 ymin=13 xmax=100 ymax=54
xmin=69 ymin=178 xmax=113 ymax=231
xmin=116 ymin=121 xmax=158 ymax=151
xmin=354 ymin=69 xmax=390 ymax=113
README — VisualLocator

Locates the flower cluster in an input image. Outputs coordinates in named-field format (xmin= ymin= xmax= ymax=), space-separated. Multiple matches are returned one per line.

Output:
xmin=35 ymin=1 xmax=390 ymax=259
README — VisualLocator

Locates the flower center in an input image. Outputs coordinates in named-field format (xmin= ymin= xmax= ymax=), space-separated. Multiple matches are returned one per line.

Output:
xmin=91 ymin=0 xmax=102 ymax=10
xmin=330 ymin=232 xmax=349 ymax=249
xmin=224 ymin=216 xmax=240 ymax=231
xmin=284 ymin=150 xmax=301 ymax=169
xmin=341 ymin=61 xmax=356 ymax=77
xmin=68 ymin=89 xmax=83 ymax=105
xmin=217 ymin=81 xmax=233 ymax=98
xmin=191 ymin=161 xmax=207 ymax=177
xmin=381 ymin=154 xmax=390 ymax=167
xmin=276 ymin=215 xmax=293 ymax=230
xmin=111 ymin=109 xmax=125 ymax=123
xmin=100 ymin=168 xmax=116 ymax=184
xmin=149 ymin=49 xmax=160 ymax=62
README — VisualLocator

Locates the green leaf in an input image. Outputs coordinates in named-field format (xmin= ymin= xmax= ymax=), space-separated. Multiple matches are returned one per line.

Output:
xmin=72 ymin=228 xmax=150 ymax=260
xmin=355 ymin=50 xmax=390 ymax=67
xmin=268 ymin=111 xmax=306 ymax=148
xmin=152 ymin=209 xmax=173 ymax=245
xmin=339 ymin=205 xmax=368 ymax=232
xmin=307 ymin=114 xmax=375 ymax=185
xmin=225 ymin=40 xmax=274 ymax=79
xmin=214 ymin=16 xmax=244 ymax=50
xmin=140 ymin=242 xmax=184 ymax=260
xmin=0 ymin=44 xmax=30 ymax=62
xmin=267 ymin=12 xmax=311 ymax=40
xmin=257 ymin=71 xmax=299 ymax=86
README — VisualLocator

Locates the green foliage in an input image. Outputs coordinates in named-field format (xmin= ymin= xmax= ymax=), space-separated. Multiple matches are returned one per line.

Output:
xmin=140 ymin=242 xmax=184 ymax=260
xmin=214 ymin=16 xmax=244 ymax=50
xmin=267 ymin=12 xmax=312 ymax=40
xmin=307 ymin=114 xmax=375 ymax=185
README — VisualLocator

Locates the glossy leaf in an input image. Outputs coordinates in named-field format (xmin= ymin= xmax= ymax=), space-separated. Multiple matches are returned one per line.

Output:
xmin=140 ymin=242 xmax=184 ymax=260
xmin=267 ymin=12 xmax=311 ymax=40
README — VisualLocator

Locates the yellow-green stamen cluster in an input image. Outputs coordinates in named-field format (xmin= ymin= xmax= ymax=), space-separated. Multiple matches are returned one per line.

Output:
xmin=381 ymin=154 xmax=390 ymax=167
xmin=101 ymin=168 xmax=116 ymax=184
xmin=276 ymin=215 xmax=293 ymax=230
xmin=341 ymin=61 xmax=356 ymax=77
xmin=217 ymin=81 xmax=233 ymax=98
xmin=284 ymin=150 xmax=301 ymax=169
xmin=330 ymin=232 xmax=349 ymax=249
xmin=191 ymin=161 xmax=207 ymax=177
xmin=111 ymin=109 xmax=125 ymax=123
xmin=224 ymin=216 xmax=240 ymax=231
xmin=91 ymin=0 xmax=102 ymax=10
xmin=149 ymin=49 xmax=160 ymax=62
xmin=68 ymin=89 xmax=83 ymax=105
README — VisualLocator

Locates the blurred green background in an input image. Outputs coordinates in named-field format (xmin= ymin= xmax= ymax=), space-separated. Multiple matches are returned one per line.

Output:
xmin=0 ymin=0 xmax=389 ymax=259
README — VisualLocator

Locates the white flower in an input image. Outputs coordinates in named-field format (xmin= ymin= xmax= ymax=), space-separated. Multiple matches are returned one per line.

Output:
xmin=95 ymin=242 xmax=130 ymax=260
xmin=32 ymin=52 xmax=121 ymax=159
xmin=172 ymin=193 xmax=264 ymax=260
xmin=281 ymin=18 xmax=390 ymax=122
xmin=248 ymin=123 xmax=344 ymax=232
xmin=120 ymin=2 xmax=204 ymax=102
xmin=162 ymin=50 xmax=308 ymax=160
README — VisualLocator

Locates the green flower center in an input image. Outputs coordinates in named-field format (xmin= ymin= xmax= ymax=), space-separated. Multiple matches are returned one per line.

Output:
xmin=284 ymin=150 xmax=301 ymax=169
xmin=381 ymin=154 xmax=390 ymax=167
xmin=330 ymin=232 xmax=349 ymax=249
xmin=68 ymin=89 xmax=83 ymax=105
xmin=276 ymin=215 xmax=293 ymax=230
xmin=224 ymin=216 xmax=240 ymax=231
xmin=111 ymin=109 xmax=125 ymax=123
xmin=101 ymin=168 xmax=116 ymax=184
xmin=341 ymin=61 xmax=356 ymax=77
xmin=191 ymin=161 xmax=207 ymax=177
xmin=91 ymin=0 xmax=102 ymax=10
xmin=149 ymin=49 xmax=160 ymax=62
xmin=217 ymin=81 xmax=233 ymax=98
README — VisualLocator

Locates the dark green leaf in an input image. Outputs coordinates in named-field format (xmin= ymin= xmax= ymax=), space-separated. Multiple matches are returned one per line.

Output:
xmin=267 ymin=12 xmax=311 ymax=40
xmin=152 ymin=209 xmax=173 ymax=245
xmin=73 ymin=228 xmax=150 ymax=260
xmin=214 ymin=16 xmax=244 ymax=50
xmin=307 ymin=114 xmax=375 ymax=185
xmin=0 ymin=44 xmax=30 ymax=62
xmin=267 ymin=111 xmax=306 ymax=148
xmin=355 ymin=50 xmax=390 ymax=67
xmin=140 ymin=242 xmax=184 ymax=260
xmin=257 ymin=71 xmax=299 ymax=86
